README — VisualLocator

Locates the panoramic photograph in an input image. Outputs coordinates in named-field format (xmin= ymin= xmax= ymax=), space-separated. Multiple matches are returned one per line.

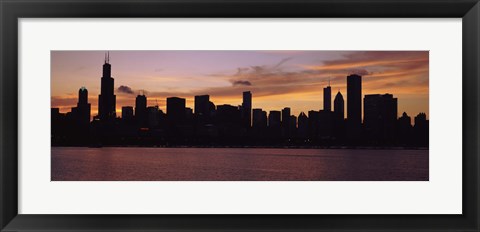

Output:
xmin=51 ymin=50 xmax=429 ymax=181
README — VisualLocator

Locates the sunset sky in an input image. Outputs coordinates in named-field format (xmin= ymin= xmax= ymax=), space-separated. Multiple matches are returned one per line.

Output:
xmin=51 ymin=51 xmax=429 ymax=120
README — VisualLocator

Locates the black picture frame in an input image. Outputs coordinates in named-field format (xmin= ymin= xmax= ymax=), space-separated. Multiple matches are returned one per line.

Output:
xmin=1 ymin=0 xmax=479 ymax=231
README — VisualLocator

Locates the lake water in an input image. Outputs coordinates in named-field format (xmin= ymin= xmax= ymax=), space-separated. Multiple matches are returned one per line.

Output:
xmin=51 ymin=147 xmax=428 ymax=181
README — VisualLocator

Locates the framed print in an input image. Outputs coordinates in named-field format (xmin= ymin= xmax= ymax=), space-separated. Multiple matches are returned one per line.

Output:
xmin=1 ymin=0 xmax=479 ymax=231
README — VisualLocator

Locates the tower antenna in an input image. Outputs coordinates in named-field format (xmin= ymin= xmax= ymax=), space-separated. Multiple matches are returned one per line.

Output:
xmin=104 ymin=52 xmax=107 ymax=64
xmin=107 ymin=51 xmax=110 ymax=63
xmin=328 ymin=78 xmax=331 ymax=87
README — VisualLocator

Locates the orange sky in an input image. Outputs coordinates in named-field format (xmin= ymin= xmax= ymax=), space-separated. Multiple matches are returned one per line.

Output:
xmin=51 ymin=51 xmax=429 ymax=120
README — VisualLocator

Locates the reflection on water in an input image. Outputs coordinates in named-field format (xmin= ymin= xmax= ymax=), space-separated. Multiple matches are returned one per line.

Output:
xmin=51 ymin=147 xmax=428 ymax=181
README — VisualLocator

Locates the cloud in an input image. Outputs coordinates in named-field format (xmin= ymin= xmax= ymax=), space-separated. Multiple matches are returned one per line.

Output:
xmin=348 ymin=69 xmax=370 ymax=76
xmin=273 ymin=57 xmax=293 ymax=69
xmin=117 ymin=85 xmax=135 ymax=94
xmin=231 ymin=80 xmax=252 ymax=86
xmin=51 ymin=96 xmax=77 ymax=107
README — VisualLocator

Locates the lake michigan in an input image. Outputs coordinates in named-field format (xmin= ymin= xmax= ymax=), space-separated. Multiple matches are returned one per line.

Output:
xmin=51 ymin=147 xmax=428 ymax=181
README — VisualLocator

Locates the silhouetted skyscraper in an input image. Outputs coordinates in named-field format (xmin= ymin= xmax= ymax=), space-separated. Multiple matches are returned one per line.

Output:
xmin=147 ymin=106 xmax=160 ymax=128
xmin=268 ymin=111 xmax=281 ymax=128
xmin=135 ymin=94 xmax=147 ymax=127
xmin=323 ymin=84 xmax=331 ymax=111
xmin=289 ymin=115 xmax=297 ymax=137
xmin=364 ymin=94 xmax=398 ymax=144
xmin=268 ymin=110 xmax=282 ymax=138
xmin=242 ymin=91 xmax=252 ymax=128
xmin=308 ymin=110 xmax=320 ymax=140
xmin=281 ymin=107 xmax=291 ymax=137
xmin=333 ymin=91 xmax=346 ymax=141
xmin=122 ymin=106 xmax=134 ymax=121
xmin=297 ymin=112 xmax=308 ymax=138
xmin=216 ymin=105 xmax=241 ymax=124
xmin=414 ymin=113 xmax=428 ymax=128
xmin=398 ymin=112 xmax=412 ymax=128
xmin=195 ymin=95 xmax=210 ymax=116
xmin=167 ymin=97 xmax=186 ymax=124
xmin=98 ymin=52 xmax=116 ymax=121
xmin=185 ymin=107 xmax=194 ymax=119
xmin=334 ymin=91 xmax=344 ymax=119
xmin=347 ymin=74 xmax=362 ymax=140
xmin=414 ymin=112 xmax=429 ymax=147
xmin=79 ymin=87 xmax=88 ymax=105
xmin=252 ymin=108 xmax=267 ymax=128
xmin=76 ymin=87 xmax=91 ymax=125
xmin=318 ymin=109 xmax=334 ymax=139
xmin=397 ymin=112 xmax=412 ymax=145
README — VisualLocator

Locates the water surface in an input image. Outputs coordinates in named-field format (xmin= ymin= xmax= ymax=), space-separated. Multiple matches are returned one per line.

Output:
xmin=51 ymin=147 xmax=428 ymax=181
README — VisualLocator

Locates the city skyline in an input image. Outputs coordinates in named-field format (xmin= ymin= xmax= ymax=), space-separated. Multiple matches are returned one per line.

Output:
xmin=51 ymin=50 xmax=429 ymax=119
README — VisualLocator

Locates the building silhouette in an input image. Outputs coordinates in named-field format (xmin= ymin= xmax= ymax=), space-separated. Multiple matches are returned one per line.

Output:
xmin=73 ymin=87 xmax=91 ymax=125
xmin=185 ymin=107 xmax=194 ymax=121
xmin=51 ymin=54 xmax=429 ymax=148
xmin=167 ymin=97 xmax=186 ymax=124
xmin=397 ymin=112 xmax=413 ymax=145
xmin=323 ymin=84 xmax=331 ymax=111
xmin=334 ymin=91 xmax=344 ymax=119
xmin=364 ymin=94 xmax=398 ymax=144
xmin=252 ymin=108 xmax=267 ymax=128
xmin=281 ymin=107 xmax=291 ymax=138
xmin=98 ymin=52 xmax=116 ymax=121
xmin=268 ymin=110 xmax=281 ymax=128
xmin=216 ymin=104 xmax=242 ymax=140
xmin=242 ymin=91 xmax=252 ymax=128
xmin=288 ymin=115 xmax=297 ymax=138
xmin=333 ymin=91 xmax=346 ymax=142
xmin=122 ymin=106 xmax=134 ymax=122
xmin=147 ymin=106 xmax=161 ymax=128
xmin=166 ymin=97 xmax=187 ymax=141
xmin=268 ymin=110 xmax=281 ymax=139
xmin=297 ymin=112 xmax=308 ymax=139
xmin=414 ymin=112 xmax=429 ymax=146
xmin=195 ymin=95 xmax=210 ymax=116
xmin=307 ymin=110 xmax=320 ymax=141
xmin=135 ymin=94 xmax=147 ymax=127
xmin=318 ymin=109 xmax=334 ymax=140
xmin=347 ymin=74 xmax=362 ymax=141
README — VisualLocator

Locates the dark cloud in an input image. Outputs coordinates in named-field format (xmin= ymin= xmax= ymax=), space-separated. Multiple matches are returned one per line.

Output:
xmin=117 ymin=85 xmax=135 ymax=94
xmin=348 ymin=69 xmax=370 ymax=76
xmin=231 ymin=80 xmax=252 ymax=86
xmin=235 ymin=67 xmax=250 ymax=75
xmin=273 ymin=57 xmax=293 ymax=69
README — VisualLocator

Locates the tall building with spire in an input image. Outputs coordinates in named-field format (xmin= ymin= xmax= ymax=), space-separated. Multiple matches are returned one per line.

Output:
xmin=98 ymin=52 xmax=116 ymax=121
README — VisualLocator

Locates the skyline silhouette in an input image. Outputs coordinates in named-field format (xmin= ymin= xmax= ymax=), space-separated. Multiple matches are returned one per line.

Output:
xmin=51 ymin=52 xmax=429 ymax=147
xmin=51 ymin=51 xmax=429 ymax=120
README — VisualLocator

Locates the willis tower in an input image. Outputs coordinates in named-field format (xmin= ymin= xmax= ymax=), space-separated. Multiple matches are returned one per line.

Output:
xmin=98 ymin=52 xmax=116 ymax=121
